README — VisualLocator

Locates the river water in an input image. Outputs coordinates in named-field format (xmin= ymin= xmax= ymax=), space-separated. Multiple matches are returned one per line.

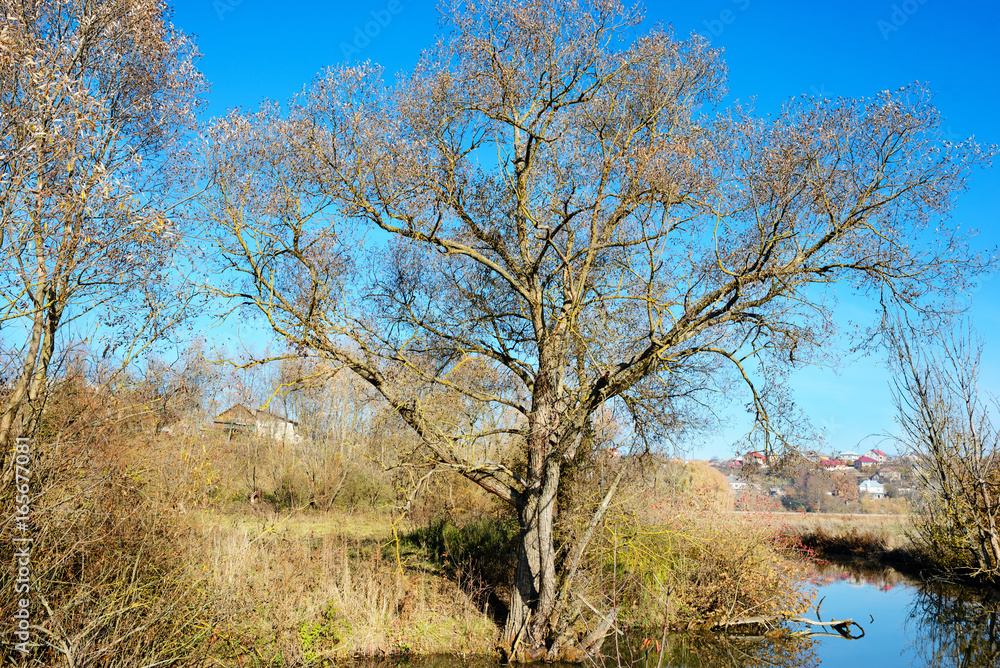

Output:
xmin=780 ymin=566 xmax=999 ymax=668
xmin=340 ymin=564 xmax=1000 ymax=667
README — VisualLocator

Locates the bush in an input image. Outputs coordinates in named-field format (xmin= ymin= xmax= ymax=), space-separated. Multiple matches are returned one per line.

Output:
xmin=406 ymin=514 xmax=519 ymax=609
xmin=595 ymin=504 xmax=813 ymax=626
xmin=585 ymin=460 xmax=812 ymax=627
xmin=0 ymin=429 xmax=210 ymax=667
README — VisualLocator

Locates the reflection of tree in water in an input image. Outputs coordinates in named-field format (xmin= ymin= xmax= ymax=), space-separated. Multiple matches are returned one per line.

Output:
xmin=316 ymin=583 xmax=1000 ymax=668
xmin=335 ymin=632 xmax=820 ymax=668
xmin=594 ymin=632 xmax=819 ymax=668
xmin=907 ymin=585 xmax=1000 ymax=668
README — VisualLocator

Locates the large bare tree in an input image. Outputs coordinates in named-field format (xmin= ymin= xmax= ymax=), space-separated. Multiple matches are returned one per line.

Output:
xmin=890 ymin=320 xmax=1000 ymax=578
xmin=205 ymin=0 xmax=991 ymax=659
xmin=0 ymin=0 xmax=205 ymax=476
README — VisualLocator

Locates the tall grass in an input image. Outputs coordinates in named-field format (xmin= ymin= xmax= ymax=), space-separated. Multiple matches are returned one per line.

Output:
xmin=188 ymin=511 xmax=498 ymax=663
xmin=594 ymin=499 xmax=815 ymax=628
xmin=0 ymin=404 xmax=212 ymax=667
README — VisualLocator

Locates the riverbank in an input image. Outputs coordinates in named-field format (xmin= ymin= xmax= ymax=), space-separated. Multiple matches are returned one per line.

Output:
xmin=0 ymin=427 xmax=868 ymax=666
xmin=775 ymin=511 xmax=998 ymax=586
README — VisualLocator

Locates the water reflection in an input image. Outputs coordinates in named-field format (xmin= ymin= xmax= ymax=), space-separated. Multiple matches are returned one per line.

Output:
xmin=809 ymin=561 xmax=910 ymax=590
xmin=594 ymin=633 xmax=819 ymax=668
xmin=336 ymin=567 xmax=1000 ymax=668
xmin=907 ymin=583 xmax=1000 ymax=668
xmin=336 ymin=636 xmax=821 ymax=668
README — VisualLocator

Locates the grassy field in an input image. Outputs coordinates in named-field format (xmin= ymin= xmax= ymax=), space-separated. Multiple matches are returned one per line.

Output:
xmin=774 ymin=511 xmax=912 ymax=546
xmin=180 ymin=506 xmax=498 ymax=665
xmin=772 ymin=510 xmax=920 ymax=573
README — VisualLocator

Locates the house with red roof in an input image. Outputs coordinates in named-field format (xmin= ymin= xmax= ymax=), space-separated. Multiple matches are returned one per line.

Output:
xmin=854 ymin=456 xmax=878 ymax=469
xmin=865 ymin=449 xmax=888 ymax=464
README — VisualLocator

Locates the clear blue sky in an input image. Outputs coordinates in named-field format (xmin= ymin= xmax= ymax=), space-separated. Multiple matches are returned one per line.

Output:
xmin=171 ymin=0 xmax=1000 ymax=459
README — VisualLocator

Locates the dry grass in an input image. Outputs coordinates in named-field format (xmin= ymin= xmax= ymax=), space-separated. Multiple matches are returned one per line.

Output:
xmin=772 ymin=510 xmax=936 ymax=580
xmin=182 ymin=508 xmax=497 ymax=665
xmin=775 ymin=511 xmax=912 ymax=551
xmin=583 ymin=462 xmax=817 ymax=628
xmin=0 ymin=427 xmax=213 ymax=667
xmin=184 ymin=506 xmax=398 ymax=542
xmin=115 ymin=430 xmax=500 ymax=665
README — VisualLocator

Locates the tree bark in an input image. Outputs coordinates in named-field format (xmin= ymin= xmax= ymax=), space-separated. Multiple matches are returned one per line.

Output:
xmin=503 ymin=455 xmax=562 ymax=661
xmin=0 ymin=309 xmax=45 ymax=483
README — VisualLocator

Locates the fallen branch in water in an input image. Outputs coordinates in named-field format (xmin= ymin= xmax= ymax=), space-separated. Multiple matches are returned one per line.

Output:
xmin=710 ymin=614 xmax=865 ymax=640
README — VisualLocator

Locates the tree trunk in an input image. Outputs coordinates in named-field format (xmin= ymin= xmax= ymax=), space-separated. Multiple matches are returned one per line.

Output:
xmin=503 ymin=452 xmax=563 ymax=661
xmin=0 ymin=309 xmax=46 ymax=484
xmin=0 ymin=295 xmax=62 ymax=488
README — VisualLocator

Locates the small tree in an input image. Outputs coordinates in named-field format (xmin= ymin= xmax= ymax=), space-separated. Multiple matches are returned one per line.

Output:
xmin=890 ymin=321 xmax=1000 ymax=578
xmin=0 ymin=0 xmax=205 ymax=478
xmin=206 ymin=0 xmax=991 ymax=658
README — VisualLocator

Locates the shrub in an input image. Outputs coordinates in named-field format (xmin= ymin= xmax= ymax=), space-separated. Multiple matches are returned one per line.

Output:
xmin=0 ymin=428 xmax=211 ymax=666
xmin=595 ymin=503 xmax=813 ymax=627
xmin=406 ymin=514 xmax=519 ymax=609
xmin=585 ymin=460 xmax=812 ymax=628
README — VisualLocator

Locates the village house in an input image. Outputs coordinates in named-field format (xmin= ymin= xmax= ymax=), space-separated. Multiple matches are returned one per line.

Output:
xmin=854 ymin=455 xmax=878 ymax=469
xmin=741 ymin=451 xmax=769 ymax=469
xmin=858 ymin=479 xmax=886 ymax=499
xmin=726 ymin=474 xmax=749 ymax=491
xmin=213 ymin=404 xmax=301 ymax=443
xmin=864 ymin=449 xmax=889 ymax=464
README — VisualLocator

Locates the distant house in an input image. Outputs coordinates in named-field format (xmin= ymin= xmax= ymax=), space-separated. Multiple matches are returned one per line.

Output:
xmin=213 ymin=404 xmax=300 ymax=443
xmin=838 ymin=451 xmax=862 ymax=462
xmin=858 ymin=479 xmax=886 ymax=499
xmin=742 ymin=451 xmax=768 ymax=469
xmin=865 ymin=449 xmax=889 ymax=464
xmin=878 ymin=468 xmax=902 ymax=483
xmin=726 ymin=474 xmax=749 ymax=491
xmin=854 ymin=456 xmax=878 ymax=469
xmin=213 ymin=404 xmax=255 ymax=437
xmin=820 ymin=459 xmax=851 ymax=471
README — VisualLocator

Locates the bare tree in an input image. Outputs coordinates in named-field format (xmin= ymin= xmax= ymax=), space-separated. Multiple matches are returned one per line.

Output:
xmin=890 ymin=320 xmax=1000 ymax=578
xmin=0 ymin=0 xmax=205 ymax=477
xmin=276 ymin=357 xmax=373 ymax=453
xmin=205 ymin=0 xmax=991 ymax=659
xmin=137 ymin=339 xmax=222 ymax=435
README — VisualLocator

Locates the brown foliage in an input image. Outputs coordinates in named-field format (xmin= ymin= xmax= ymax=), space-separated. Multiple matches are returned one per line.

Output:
xmin=0 ymin=372 xmax=210 ymax=666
